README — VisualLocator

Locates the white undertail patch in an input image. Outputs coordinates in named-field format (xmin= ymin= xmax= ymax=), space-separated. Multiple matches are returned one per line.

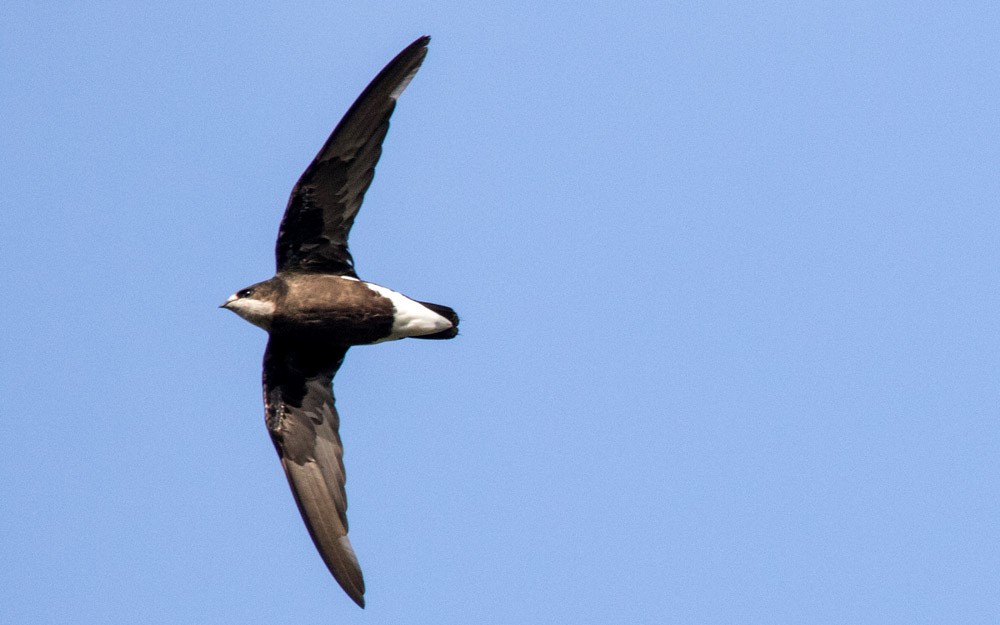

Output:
xmin=364 ymin=282 xmax=452 ymax=342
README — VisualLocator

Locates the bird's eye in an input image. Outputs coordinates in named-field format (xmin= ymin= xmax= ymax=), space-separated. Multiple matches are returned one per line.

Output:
xmin=237 ymin=288 xmax=255 ymax=298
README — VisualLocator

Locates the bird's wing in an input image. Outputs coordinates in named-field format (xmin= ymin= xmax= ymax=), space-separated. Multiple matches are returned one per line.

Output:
xmin=275 ymin=35 xmax=431 ymax=277
xmin=262 ymin=338 xmax=365 ymax=607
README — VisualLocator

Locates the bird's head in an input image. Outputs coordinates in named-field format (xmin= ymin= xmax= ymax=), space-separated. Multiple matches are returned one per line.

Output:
xmin=221 ymin=279 xmax=279 ymax=330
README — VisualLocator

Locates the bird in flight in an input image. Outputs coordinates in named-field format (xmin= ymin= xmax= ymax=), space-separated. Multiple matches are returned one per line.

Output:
xmin=221 ymin=36 xmax=458 ymax=608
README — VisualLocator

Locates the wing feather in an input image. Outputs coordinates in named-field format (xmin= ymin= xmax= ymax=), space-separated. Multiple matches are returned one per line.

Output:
xmin=263 ymin=339 xmax=365 ymax=607
xmin=275 ymin=36 xmax=431 ymax=276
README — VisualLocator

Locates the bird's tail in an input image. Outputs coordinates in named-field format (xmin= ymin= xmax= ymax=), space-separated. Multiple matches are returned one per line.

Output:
xmin=413 ymin=302 xmax=459 ymax=339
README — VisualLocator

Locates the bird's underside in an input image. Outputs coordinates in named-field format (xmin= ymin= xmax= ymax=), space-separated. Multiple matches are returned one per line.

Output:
xmin=221 ymin=35 xmax=459 ymax=608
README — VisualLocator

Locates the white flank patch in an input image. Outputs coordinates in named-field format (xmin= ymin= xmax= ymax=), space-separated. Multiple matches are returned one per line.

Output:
xmin=364 ymin=282 xmax=452 ymax=342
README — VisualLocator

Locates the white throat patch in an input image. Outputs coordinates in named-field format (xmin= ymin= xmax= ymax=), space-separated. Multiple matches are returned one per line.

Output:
xmin=225 ymin=295 xmax=276 ymax=330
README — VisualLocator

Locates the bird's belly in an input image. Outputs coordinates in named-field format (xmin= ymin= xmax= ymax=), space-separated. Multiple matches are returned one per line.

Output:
xmin=276 ymin=274 xmax=451 ymax=345
xmin=275 ymin=307 xmax=395 ymax=345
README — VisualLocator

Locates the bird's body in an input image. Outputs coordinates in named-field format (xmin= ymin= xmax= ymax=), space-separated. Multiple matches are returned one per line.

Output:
xmin=221 ymin=36 xmax=457 ymax=608
xmin=224 ymin=274 xmax=456 ymax=344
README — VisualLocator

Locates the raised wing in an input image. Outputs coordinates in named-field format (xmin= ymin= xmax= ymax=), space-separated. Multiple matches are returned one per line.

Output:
xmin=275 ymin=35 xmax=431 ymax=277
xmin=262 ymin=339 xmax=365 ymax=607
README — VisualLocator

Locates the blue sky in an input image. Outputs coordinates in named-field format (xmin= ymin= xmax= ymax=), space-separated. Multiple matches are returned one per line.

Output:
xmin=3 ymin=2 xmax=1000 ymax=623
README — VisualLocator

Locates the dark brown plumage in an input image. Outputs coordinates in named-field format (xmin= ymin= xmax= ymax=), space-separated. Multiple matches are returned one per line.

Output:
xmin=275 ymin=36 xmax=430 ymax=278
xmin=221 ymin=36 xmax=459 ymax=608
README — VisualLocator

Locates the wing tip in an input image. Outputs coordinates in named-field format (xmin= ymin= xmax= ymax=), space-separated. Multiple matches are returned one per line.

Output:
xmin=349 ymin=589 xmax=366 ymax=609
xmin=340 ymin=578 xmax=365 ymax=608
xmin=334 ymin=534 xmax=367 ymax=608
xmin=389 ymin=35 xmax=432 ymax=101
xmin=399 ymin=35 xmax=431 ymax=64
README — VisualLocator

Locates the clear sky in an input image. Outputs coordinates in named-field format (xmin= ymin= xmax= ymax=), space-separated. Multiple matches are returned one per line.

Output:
xmin=3 ymin=2 xmax=999 ymax=623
